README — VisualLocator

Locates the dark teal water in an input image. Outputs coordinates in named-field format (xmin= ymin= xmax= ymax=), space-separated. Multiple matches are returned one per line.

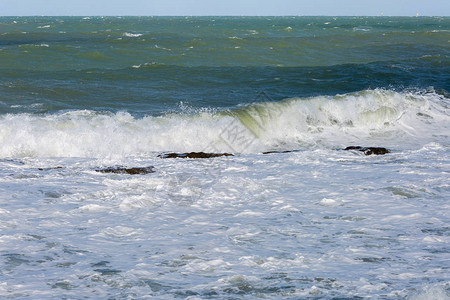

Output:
xmin=0 ymin=16 xmax=449 ymax=116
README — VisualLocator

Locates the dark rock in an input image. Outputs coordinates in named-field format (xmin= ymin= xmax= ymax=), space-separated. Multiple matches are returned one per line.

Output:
xmin=95 ymin=166 xmax=155 ymax=175
xmin=158 ymin=152 xmax=234 ymax=159
xmin=38 ymin=166 xmax=63 ymax=171
xmin=262 ymin=150 xmax=299 ymax=154
xmin=343 ymin=146 xmax=390 ymax=155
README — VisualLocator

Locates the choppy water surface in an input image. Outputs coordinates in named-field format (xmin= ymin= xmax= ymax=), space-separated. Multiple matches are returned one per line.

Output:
xmin=0 ymin=17 xmax=449 ymax=299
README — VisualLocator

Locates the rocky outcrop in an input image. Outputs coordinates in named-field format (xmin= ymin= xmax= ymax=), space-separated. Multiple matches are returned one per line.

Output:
xmin=343 ymin=146 xmax=390 ymax=155
xmin=158 ymin=152 xmax=234 ymax=159
xmin=95 ymin=166 xmax=155 ymax=175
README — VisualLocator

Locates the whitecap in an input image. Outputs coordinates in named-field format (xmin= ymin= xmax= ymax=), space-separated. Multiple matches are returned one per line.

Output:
xmin=123 ymin=32 xmax=143 ymax=38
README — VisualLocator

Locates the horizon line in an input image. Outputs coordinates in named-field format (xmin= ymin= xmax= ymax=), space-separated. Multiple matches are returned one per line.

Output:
xmin=1 ymin=14 xmax=448 ymax=17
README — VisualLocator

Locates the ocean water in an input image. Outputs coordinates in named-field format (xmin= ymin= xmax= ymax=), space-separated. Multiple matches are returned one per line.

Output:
xmin=0 ymin=16 xmax=449 ymax=299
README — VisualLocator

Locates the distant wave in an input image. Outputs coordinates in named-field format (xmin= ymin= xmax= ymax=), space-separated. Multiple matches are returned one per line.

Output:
xmin=0 ymin=89 xmax=448 ymax=158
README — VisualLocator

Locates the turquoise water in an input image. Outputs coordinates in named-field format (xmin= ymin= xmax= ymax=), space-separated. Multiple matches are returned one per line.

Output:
xmin=0 ymin=17 xmax=449 ymax=299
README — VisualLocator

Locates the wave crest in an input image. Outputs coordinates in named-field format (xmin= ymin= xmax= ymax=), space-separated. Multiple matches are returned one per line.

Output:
xmin=0 ymin=89 xmax=448 ymax=158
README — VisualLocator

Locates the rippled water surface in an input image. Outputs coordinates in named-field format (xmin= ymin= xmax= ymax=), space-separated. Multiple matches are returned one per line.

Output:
xmin=0 ymin=17 xmax=449 ymax=298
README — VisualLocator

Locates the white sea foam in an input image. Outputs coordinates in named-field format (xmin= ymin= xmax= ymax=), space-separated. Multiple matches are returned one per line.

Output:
xmin=409 ymin=284 xmax=450 ymax=300
xmin=0 ymin=89 xmax=448 ymax=158
xmin=123 ymin=32 xmax=143 ymax=37
xmin=0 ymin=127 xmax=448 ymax=298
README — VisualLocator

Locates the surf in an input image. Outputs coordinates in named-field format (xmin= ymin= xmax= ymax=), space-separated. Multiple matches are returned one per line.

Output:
xmin=0 ymin=89 xmax=448 ymax=158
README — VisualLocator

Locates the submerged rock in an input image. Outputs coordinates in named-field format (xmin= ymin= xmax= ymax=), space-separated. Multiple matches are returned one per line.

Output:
xmin=343 ymin=146 xmax=390 ymax=155
xmin=158 ymin=152 xmax=234 ymax=159
xmin=95 ymin=166 xmax=155 ymax=175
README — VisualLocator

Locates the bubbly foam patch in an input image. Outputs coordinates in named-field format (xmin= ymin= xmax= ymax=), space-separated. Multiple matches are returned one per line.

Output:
xmin=0 ymin=89 xmax=448 ymax=158
xmin=409 ymin=284 xmax=449 ymax=300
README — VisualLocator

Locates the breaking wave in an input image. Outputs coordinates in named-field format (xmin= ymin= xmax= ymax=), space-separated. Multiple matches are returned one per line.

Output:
xmin=0 ymin=89 xmax=448 ymax=158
